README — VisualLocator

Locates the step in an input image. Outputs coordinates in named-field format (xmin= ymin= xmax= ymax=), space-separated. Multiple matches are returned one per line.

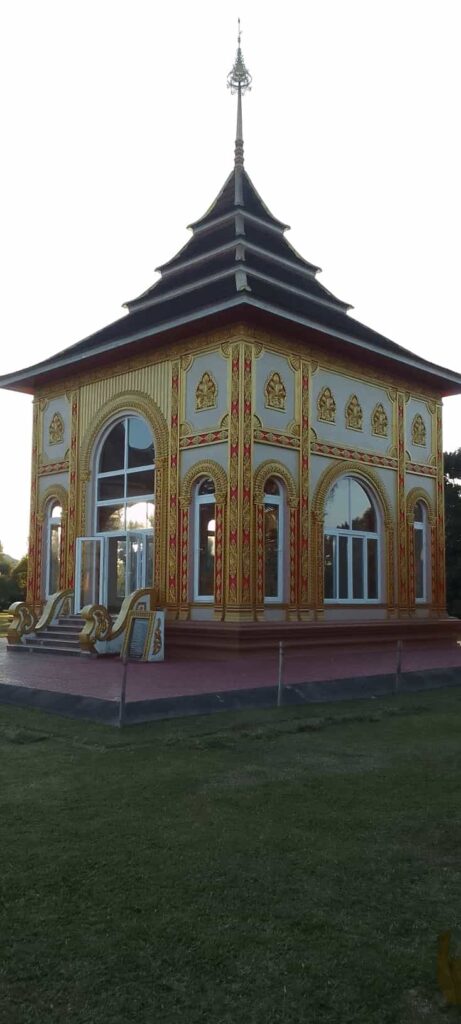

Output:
xmin=9 ymin=643 xmax=93 ymax=657
xmin=38 ymin=629 xmax=83 ymax=641
xmin=23 ymin=636 xmax=81 ymax=649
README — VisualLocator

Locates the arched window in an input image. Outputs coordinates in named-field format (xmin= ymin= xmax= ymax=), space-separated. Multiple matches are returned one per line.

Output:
xmin=194 ymin=478 xmax=216 ymax=601
xmin=264 ymin=477 xmax=283 ymax=602
xmin=414 ymin=501 xmax=427 ymax=602
xmin=46 ymin=502 xmax=62 ymax=597
xmin=95 ymin=415 xmax=155 ymax=611
xmin=324 ymin=477 xmax=379 ymax=602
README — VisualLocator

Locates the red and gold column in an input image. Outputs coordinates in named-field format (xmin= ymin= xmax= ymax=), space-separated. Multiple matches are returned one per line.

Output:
xmin=226 ymin=339 xmax=253 ymax=620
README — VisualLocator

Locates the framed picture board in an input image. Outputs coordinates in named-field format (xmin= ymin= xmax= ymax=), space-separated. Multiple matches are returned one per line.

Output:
xmin=121 ymin=610 xmax=165 ymax=662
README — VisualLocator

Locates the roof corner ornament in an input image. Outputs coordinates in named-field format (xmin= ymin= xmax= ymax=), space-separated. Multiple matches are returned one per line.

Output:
xmin=227 ymin=19 xmax=252 ymax=205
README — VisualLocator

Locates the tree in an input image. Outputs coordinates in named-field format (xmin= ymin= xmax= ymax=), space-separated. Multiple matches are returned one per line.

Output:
xmin=444 ymin=449 xmax=461 ymax=618
xmin=11 ymin=556 xmax=28 ymax=595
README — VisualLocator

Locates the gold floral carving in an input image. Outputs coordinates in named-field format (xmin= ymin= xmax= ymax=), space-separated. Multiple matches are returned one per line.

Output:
xmin=345 ymin=395 xmax=363 ymax=431
xmin=220 ymin=413 xmax=229 ymax=429
xmin=49 ymin=412 xmax=65 ymax=445
xmin=317 ymin=387 xmax=336 ymax=424
xmin=241 ymin=344 xmax=253 ymax=606
xmin=181 ymin=354 xmax=193 ymax=371
xmin=371 ymin=403 xmax=388 ymax=437
xmin=265 ymin=371 xmax=287 ymax=412
xmin=227 ymin=344 xmax=240 ymax=607
xmin=195 ymin=371 xmax=217 ymax=411
xmin=180 ymin=421 xmax=193 ymax=437
xmin=412 ymin=414 xmax=427 ymax=447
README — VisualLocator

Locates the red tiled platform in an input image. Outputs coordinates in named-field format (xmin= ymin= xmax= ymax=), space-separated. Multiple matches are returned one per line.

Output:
xmin=2 ymin=637 xmax=461 ymax=706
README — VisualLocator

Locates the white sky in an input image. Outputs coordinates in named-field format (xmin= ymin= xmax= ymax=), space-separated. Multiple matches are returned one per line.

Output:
xmin=1 ymin=0 xmax=460 ymax=559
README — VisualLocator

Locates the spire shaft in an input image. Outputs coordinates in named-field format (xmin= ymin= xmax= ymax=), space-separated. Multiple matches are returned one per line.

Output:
xmin=227 ymin=20 xmax=251 ymax=206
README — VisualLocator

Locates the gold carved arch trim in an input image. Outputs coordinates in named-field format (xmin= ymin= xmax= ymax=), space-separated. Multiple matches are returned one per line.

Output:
xmin=253 ymin=460 xmax=298 ymax=612
xmin=180 ymin=459 xmax=228 ymax=506
xmin=78 ymin=391 xmax=169 ymax=600
xmin=37 ymin=484 xmax=69 ymax=595
xmin=311 ymin=459 xmax=395 ymax=612
xmin=79 ymin=391 xmax=169 ymax=479
xmin=253 ymin=460 xmax=298 ymax=508
xmin=406 ymin=486 xmax=435 ymax=610
xmin=179 ymin=459 xmax=228 ymax=618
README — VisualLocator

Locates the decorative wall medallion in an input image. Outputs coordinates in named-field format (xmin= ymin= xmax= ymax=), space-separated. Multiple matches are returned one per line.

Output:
xmin=195 ymin=371 xmax=217 ymax=411
xmin=48 ymin=412 xmax=64 ymax=445
xmin=265 ymin=371 xmax=287 ymax=411
xmin=412 ymin=414 xmax=427 ymax=446
xmin=371 ymin=403 xmax=388 ymax=437
xmin=317 ymin=387 xmax=336 ymax=423
xmin=345 ymin=395 xmax=363 ymax=431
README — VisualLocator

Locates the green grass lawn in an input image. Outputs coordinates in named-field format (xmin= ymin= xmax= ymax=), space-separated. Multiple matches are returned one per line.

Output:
xmin=2 ymin=691 xmax=461 ymax=1024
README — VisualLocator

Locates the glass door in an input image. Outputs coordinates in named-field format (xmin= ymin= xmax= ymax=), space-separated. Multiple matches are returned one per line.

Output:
xmin=127 ymin=531 xmax=153 ymax=595
xmin=75 ymin=537 xmax=104 ymax=612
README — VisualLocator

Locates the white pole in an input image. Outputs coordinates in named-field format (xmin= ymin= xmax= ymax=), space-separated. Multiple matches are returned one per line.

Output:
xmin=277 ymin=641 xmax=284 ymax=707
xmin=119 ymin=654 xmax=128 ymax=728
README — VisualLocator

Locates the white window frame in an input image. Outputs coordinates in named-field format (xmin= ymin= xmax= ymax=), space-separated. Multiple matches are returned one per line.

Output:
xmin=414 ymin=502 xmax=427 ymax=603
xmin=94 ymin=415 xmax=155 ymax=535
xmin=324 ymin=478 xmax=380 ymax=604
xmin=264 ymin=487 xmax=284 ymax=604
xmin=193 ymin=489 xmax=216 ymax=603
xmin=45 ymin=501 xmax=62 ymax=598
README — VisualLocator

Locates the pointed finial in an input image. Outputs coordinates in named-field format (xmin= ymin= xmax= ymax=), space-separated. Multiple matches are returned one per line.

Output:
xmin=227 ymin=20 xmax=251 ymax=202
xmin=227 ymin=18 xmax=252 ymax=95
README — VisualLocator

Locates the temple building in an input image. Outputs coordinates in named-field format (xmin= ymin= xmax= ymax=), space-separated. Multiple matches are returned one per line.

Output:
xmin=2 ymin=35 xmax=461 ymax=655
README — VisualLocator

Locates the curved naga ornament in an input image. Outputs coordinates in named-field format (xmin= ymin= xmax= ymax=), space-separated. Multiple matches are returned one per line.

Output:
xmin=7 ymin=602 xmax=37 ymax=644
xmin=79 ymin=604 xmax=112 ymax=652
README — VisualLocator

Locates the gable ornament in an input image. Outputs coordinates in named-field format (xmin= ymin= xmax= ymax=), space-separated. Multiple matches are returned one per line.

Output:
xmin=196 ymin=372 xmax=217 ymax=411
xmin=265 ymin=371 xmax=287 ymax=411
xmin=412 ymin=414 xmax=427 ymax=446
xmin=48 ymin=412 xmax=65 ymax=446
xmin=371 ymin=403 xmax=388 ymax=437
xmin=317 ymin=387 xmax=336 ymax=424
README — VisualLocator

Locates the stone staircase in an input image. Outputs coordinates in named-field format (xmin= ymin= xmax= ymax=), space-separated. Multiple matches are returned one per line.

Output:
xmin=10 ymin=615 xmax=90 ymax=657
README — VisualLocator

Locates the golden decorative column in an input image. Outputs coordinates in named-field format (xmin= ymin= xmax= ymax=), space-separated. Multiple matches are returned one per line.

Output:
xmin=66 ymin=390 xmax=79 ymax=590
xmin=225 ymin=339 xmax=253 ymax=620
xmin=166 ymin=360 xmax=180 ymax=615
xmin=299 ymin=360 xmax=312 ymax=620
xmin=435 ymin=402 xmax=446 ymax=615
xmin=397 ymin=391 xmax=408 ymax=615
xmin=26 ymin=399 xmax=40 ymax=609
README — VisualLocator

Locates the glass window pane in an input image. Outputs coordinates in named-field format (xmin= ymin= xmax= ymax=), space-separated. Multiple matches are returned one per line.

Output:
xmin=264 ymin=477 xmax=280 ymax=496
xmin=352 ymin=537 xmax=364 ymax=598
xmin=324 ymin=534 xmax=335 ymax=599
xmin=264 ymin=503 xmax=279 ymax=598
xmin=126 ymin=469 xmax=155 ymax=498
xmin=48 ymin=523 xmax=61 ymax=594
xmin=145 ymin=534 xmax=154 ymax=587
xmin=198 ymin=478 xmax=215 ymax=495
xmin=126 ymin=501 xmax=155 ymax=530
xmin=50 ymin=503 xmax=62 ymax=520
xmin=79 ymin=539 xmax=102 ymax=607
xmin=325 ymin=479 xmax=349 ymax=530
xmin=414 ymin=502 xmax=424 ymax=523
xmin=198 ymin=502 xmax=215 ymax=597
xmin=351 ymin=479 xmax=376 ymax=532
xmin=127 ymin=417 xmax=155 ymax=468
xmin=97 ymin=505 xmax=125 ymax=532
xmin=415 ymin=526 xmax=424 ymax=599
xmin=339 ymin=536 xmax=348 ymax=599
xmin=98 ymin=474 xmax=125 ymax=501
xmin=106 ymin=537 xmax=126 ymax=613
xmin=367 ymin=538 xmax=378 ymax=599
xmin=100 ymin=421 xmax=125 ymax=472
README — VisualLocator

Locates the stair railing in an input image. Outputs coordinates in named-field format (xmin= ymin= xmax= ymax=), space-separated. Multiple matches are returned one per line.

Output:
xmin=79 ymin=588 xmax=158 ymax=655
xmin=7 ymin=588 xmax=73 ymax=645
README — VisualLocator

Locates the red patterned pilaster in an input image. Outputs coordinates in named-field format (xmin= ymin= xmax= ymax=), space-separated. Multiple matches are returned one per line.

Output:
xmin=299 ymin=362 xmax=310 ymax=617
xmin=241 ymin=345 xmax=253 ymax=606
xmin=167 ymin=362 xmax=180 ymax=612
xmin=435 ymin=403 xmax=446 ymax=613
xmin=214 ymin=502 xmax=224 ymax=618
xmin=289 ymin=506 xmax=298 ymax=608
xmin=226 ymin=345 xmax=240 ymax=609
xmin=26 ymin=400 xmax=39 ymax=607
xmin=397 ymin=392 xmax=408 ymax=613
xmin=66 ymin=391 xmax=79 ymax=589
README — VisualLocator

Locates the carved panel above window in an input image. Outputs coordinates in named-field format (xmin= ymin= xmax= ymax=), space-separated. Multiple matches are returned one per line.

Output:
xmin=195 ymin=372 xmax=217 ymax=412
xmin=371 ymin=403 xmax=388 ymax=437
xmin=345 ymin=395 xmax=363 ymax=431
xmin=412 ymin=414 xmax=427 ymax=446
xmin=265 ymin=371 xmax=287 ymax=412
xmin=317 ymin=387 xmax=336 ymax=424
xmin=49 ymin=412 xmax=65 ymax=445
